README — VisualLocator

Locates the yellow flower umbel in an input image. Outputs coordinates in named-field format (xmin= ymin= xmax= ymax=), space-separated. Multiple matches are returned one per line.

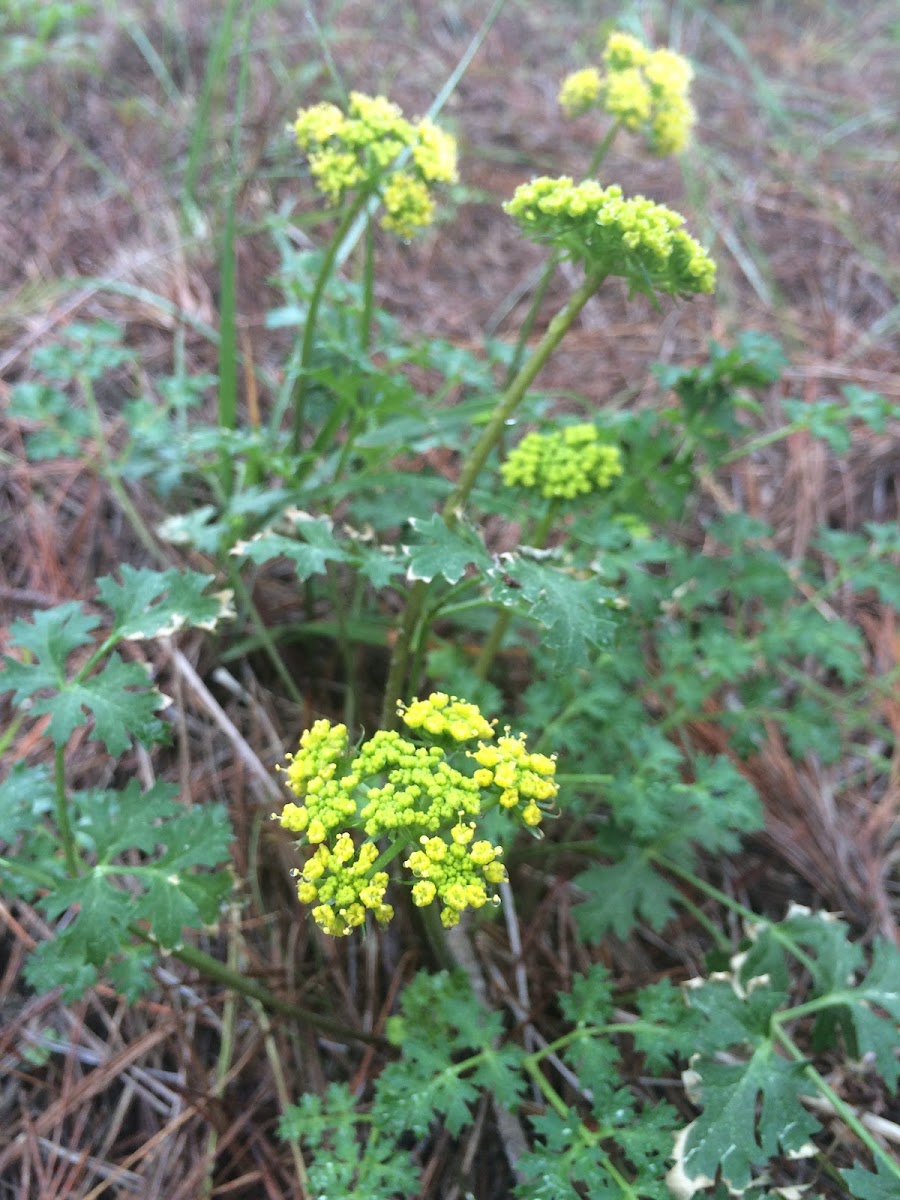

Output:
xmin=558 ymin=67 xmax=602 ymax=118
xmin=293 ymin=91 xmax=458 ymax=236
xmin=501 ymin=424 xmax=624 ymax=501
xmin=558 ymin=30 xmax=695 ymax=156
xmin=504 ymin=176 xmax=715 ymax=297
xmin=405 ymin=822 xmax=508 ymax=929
xmin=276 ymin=694 xmax=557 ymax=935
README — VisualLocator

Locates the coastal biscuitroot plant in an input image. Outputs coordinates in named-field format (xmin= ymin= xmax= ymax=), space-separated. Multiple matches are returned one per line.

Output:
xmin=275 ymin=693 xmax=557 ymax=935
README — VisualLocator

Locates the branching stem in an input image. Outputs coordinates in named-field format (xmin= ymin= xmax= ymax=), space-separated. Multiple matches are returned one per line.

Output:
xmin=381 ymin=270 xmax=606 ymax=724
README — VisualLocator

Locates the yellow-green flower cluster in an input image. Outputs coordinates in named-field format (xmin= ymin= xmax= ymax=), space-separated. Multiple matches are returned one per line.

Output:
xmin=558 ymin=67 xmax=603 ymax=118
xmin=399 ymin=691 xmax=495 ymax=741
xmin=276 ymin=694 xmax=557 ymax=935
xmin=504 ymin=176 xmax=715 ymax=297
xmin=293 ymin=91 xmax=457 ymax=237
xmin=558 ymin=31 xmax=695 ymax=156
xmin=298 ymin=836 xmax=393 ymax=935
xmin=355 ymin=730 xmax=484 ymax=838
xmin=501 ymin=424 xmax=623 ymax=500
xmin=470 ymin=735 xmax=558 ymax=828
xmin=280 ymin=719 xmax=355 ymax=844
xmin=406 ymin=821 xmax=508 ymax=928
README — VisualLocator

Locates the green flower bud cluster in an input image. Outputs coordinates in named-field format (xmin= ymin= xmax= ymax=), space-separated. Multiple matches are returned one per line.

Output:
xmin=275 ymin=694 xmax=558 ymax=935
xmin=355 ymin=729 xmax=483 ymax=838
xmin=504 ymin=176 xmax=716 ymax=297
xmin=501 ymin=423 xmax=624 ymax=500
xmin=558 ymin=31 xmax=695 ymax=156
xmin=293 ymin=91 xmax=458 ymax=237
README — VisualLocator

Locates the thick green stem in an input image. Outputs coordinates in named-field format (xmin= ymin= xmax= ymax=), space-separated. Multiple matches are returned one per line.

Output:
xmin=334 ymin=218 xmax=377 ymax=481
xmin=291 ymin=190 xmax=371 ymax=454
xmin=54 ymin=746 xmax=80 ymax=878
xmin=442 ymin=269 xmax=606 ymax=522
xmin=419 ymin=897 xmax=455 ymax=970
xmin=360 ymin=214 xmax=375 ymax=357
xmin=653 ymin=854 xmax=821 ymax=977
xmin=381 ymin=270 xmax=606 ymax=723
xmin=380 ymin=582 xmax=430 ymax=728
xmin=719 ymin=421 xmax=805 ymax=465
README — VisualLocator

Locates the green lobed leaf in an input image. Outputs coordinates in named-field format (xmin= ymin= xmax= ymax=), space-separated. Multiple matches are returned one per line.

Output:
xmin=402 ymin=512 xmax=492 ymax=584
xmin=24 ymin=937 xmax=98 ymax=1001
xmin=493 ymin=553 xmax=616 ymax=671
xmin=738 ymin=912 xmax=900 ymax=1090
xmin=517 ymin=1102 xmax=676 ymax=1200
xmin=8 ymin=380 xmax=93 ymax=459
xmin=234 ymin=511 xmax=349 ymax=579
xmin=76 ymin=779 xmax=184 ymax=860
xmin=30 ymin=320 xmax=134 ymax=381
xmin=758 ymin=607 xmax=866 ymax=685
xmin=516 ymin=1110 xmax=614 ymax=1200
xmin=633 ymin=979 xmax=704 ymax=1073
xmin=839 ymin=938 xmax=900 ymax=1091
xmin=149 ymin=803 xmax=236 ymax=872
xmin=40 ymin=873 xmax=130 ymax=964
xmin=558 ymin=963 xmax=615 ymax=1026
xmin=279 ymin=1083 xmax=420 ymax=1200
xmin=3 ymin=603 xmax=99 ymax=696
xmin=1 ymin=593 xmax=188 ymax=753
xmin=0 ymin=761 xmax=56 ymax=843
xmin=43 ymin=654 xmax=163 ymax=754
xmin=375 ymin=970 xmax=522 ymax=1137
xmin=134 ymin=872 xmax=232 ymax=948
xmin=349 ymin=541 xmax=402 ymax=590
xmin=677 ymin=971 xmax=823 ymax=1191
xmin=680 ymin=1045 xmax=820 ymax=1190
xmin=27 ymin=782 xmax=233 ymax=992
xmin=841 ymin=1165 xmax=900 ymax=1200
xmin=104 ymin=947 xmax=156 ymax=1003
xmin=157 ymin=505 xmax=224 ymax=555
xmin=744 ymin=908 xmax=864 ymax=997
xmin=572 ymin=849 xmax=681 ymax=942
xmin=96 ymin=566 xmax=233 ymax=640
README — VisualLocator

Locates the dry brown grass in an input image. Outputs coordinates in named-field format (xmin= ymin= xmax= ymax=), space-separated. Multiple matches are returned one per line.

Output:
xmin=1 ymin=1 xmax=898 ymax=1196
